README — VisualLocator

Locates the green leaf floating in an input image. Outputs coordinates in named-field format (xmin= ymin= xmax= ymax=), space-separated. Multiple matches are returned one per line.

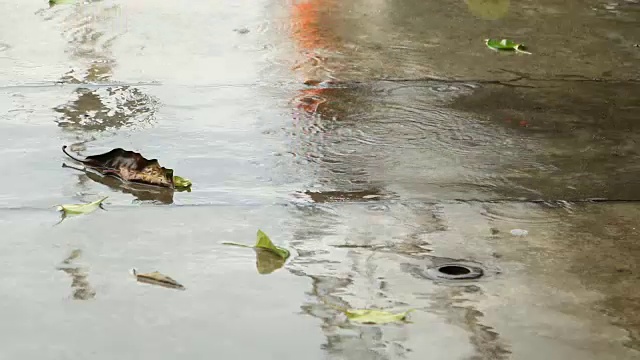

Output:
xmin=345 ymin=309 xmax=414 ymax=325
xmin=173 ymin=176 xmax=192 ymax=191
xmin=223 ymin=230 xmax=291 ymax=260
xmin=485 ymin=38 xmax=532 ymax=54
xmin=255 ymin=230 xmax=290 ymax=259
xmin=57 ymin=196 xmax=108 ymax=215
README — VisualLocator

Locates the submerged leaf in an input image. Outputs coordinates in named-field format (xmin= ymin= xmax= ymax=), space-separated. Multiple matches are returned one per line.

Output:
xmin=345 ymin=309 xmax=414 ymax=324
xmin=173 ymin=175 xmax=192 ymax=190
xmin=62 ymin=145 xmax=175 ymax=188
xmin=57 ymin=196 xmax=108 ymax=215
xmin=132 ymin=269 xmax=185 ymax=290
xmin=485 ymin=38 xmax=532 ymax=54
xmin=255 ymin=249 xmax=286 ymax=274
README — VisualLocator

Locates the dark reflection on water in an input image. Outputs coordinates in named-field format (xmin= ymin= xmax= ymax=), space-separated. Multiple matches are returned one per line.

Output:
xmin=287 ymin=79 xmax=522 ymax=202
xmin=289 ymin=85 xmax=385 ymax=191
xmin=288 ymin=75 xmax=640 ymax=203
xmin=482 ymin=201 xmax=640 ymax=354
xmin=80 ymin=170 xmax=174 ymax=204
xmin=255 ymin=249 xmax=287 ymax=274
xmin=287 ymin=203 xmax=401 ymax=358
xmin=448 ymin=81 xmax=640 ymax=201
xmin=283 ymin=3 xmax=513 ymax=357
xmin=303 ymin=188 xmax=389 ymax=203
xmin=54 ymin=86 xmax=158 ymax=132
xmin=286 ymin=197 xmax=502 ymax=358
xmin=57 ymin=249 xmax=96 ymax=300
xmin=428 ymin=286 xmax=511 ymax=360
xmin=281 ymin=1 xmax=640 ymax=357
xmin=285 ymin=76 xmax=515 ymax=354
xmin=295 ymin=274 xmax=408 ymax=360
xmin=44 ymin=2 xmax=159 ymax=134
xmin=44 ymin=1 xmax=163 ymax=204
xmin=555 ymin=204 xmax=640 ymax=351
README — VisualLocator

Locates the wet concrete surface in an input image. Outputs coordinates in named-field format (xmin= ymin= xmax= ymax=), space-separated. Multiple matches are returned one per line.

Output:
xmin=0 ymin=0 xmax=639 ymax=359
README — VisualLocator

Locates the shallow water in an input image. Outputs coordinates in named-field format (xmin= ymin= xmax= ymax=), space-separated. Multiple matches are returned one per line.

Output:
xmin=1 ymin=0 xmax=639 ymax=359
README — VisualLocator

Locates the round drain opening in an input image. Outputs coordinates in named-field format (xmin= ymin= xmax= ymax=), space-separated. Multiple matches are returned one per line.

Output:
xmin=427 ymin=263 xmax=484 ymax=280
xmin=438 ymin=265 xmax=472 ymax=276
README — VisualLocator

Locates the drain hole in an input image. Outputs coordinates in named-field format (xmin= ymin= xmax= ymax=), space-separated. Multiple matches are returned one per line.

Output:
xmin=426 ymin=262 xmax=484 ymax=281
xmin=438 ymin=265 xmax=471 ymax=276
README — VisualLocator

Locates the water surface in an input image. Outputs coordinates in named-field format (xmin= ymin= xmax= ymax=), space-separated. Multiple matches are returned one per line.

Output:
xmin=0 ymin=0 xmax=639 ymax=359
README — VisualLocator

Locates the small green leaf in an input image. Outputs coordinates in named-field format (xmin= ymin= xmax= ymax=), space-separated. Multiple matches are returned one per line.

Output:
xmin=222 ymin=230 xmax=290 ymax=260
xmin=345 ymin=309 xmax=414 ymax=324
xmin=221 ymin=230 xmax=291 ymax=273
xmin=174 ymin=175 xmax=192 ymax=190
xmin=255 ymin=230 xmax=290 ymax=259
xmin=485 ymin=38 xmax=532 ymax=54
xmin=57 ymin=196 xmax=108 ymax=215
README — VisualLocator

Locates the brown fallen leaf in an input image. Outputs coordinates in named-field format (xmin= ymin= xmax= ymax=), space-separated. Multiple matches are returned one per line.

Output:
xmin=132 ymin=269 xmax=185 ymax=290
xmin=62 ymin=145 xmax=175 ymax=188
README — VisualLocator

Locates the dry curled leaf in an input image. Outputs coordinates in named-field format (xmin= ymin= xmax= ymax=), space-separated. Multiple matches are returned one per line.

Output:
xmin=132 ymin=269 xmax=185 ymax=290
xmin=63 ymin=145 xmax=175 ymax=188
xmin=344 ymin=309 xmax=414 ymax=324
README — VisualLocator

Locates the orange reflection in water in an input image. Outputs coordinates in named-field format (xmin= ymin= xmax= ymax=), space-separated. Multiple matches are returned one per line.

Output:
xmin=293 ymin=89 xmax=328 ymax=114
xmin=290 ymin=0 xmax=337 ymax=54
xmin=290 ymin=0 xmax=339 ymax=115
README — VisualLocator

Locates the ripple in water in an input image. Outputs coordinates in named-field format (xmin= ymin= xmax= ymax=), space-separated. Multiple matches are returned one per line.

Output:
xmin=347 ymin=103 xmax=505 ymax=157
xmin=297 ymin=188 xmax=392 ymax=203
xmin=288 ymin=82 xmax=507 ymax=160
xmin=285 ymin=82 xmax=519 ymax=197
xmin=482 ymin=203 xmax=565 ymax=225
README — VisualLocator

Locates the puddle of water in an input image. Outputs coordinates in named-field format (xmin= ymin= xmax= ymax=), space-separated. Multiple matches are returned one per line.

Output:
xmin=0 ymin=0 xmax=639 ymax=359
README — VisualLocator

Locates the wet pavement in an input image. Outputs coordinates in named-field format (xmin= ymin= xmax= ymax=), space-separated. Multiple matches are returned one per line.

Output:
xmin=0 ymin=0 xmax=639 ymax=359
